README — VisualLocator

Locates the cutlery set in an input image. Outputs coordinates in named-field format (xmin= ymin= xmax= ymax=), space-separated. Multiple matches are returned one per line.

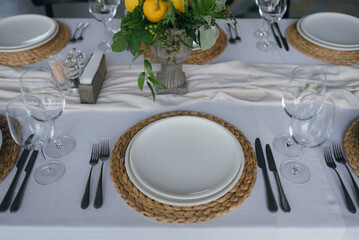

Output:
xmin=227 ymin=23 xmax=241 ymax=44
xmin=271 ymin=22 xmax=289 ymax=51
xmin=323 ymin=145 xmax=359 ymax=214
xmin=255 ymin=138 xmax=290 ymax=212
xmin=81 ymin=137 xmax=110 ymax=209
xmin=70 ymin=22 xmax=90 ymax=42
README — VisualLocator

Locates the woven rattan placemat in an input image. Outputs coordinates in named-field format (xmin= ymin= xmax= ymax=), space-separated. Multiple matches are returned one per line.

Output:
xmin=110 ymin=111 xmax=257 ymax=224
xmin=286 ymin=22 xmax=359 ymax=66
xmin=143 ymin=28 xmax=228 ymax=65
xmin=0 ymin=115 xmax=20 ymax=182
xmin=0 ymin=20 xmax=70 ymax=67
xmin=344 ymin=117 xmax=359 ymax=177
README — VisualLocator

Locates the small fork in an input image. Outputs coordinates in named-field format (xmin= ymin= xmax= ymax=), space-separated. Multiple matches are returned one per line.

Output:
xmin=332 ymin=143 xmax=359 ymax=204
xmin=324 ymin=147 xmax=356 ymax=213
xmin=94 ymin=137 xmax=110 ymax=209
xmin=81 ymin=144 xmax=99 ymax=209
xmin=70 ymin=22 xmax=84 ymax=42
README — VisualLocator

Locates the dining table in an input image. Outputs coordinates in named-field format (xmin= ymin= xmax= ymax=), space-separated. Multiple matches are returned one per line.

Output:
xmin=0 ymin=17 xmax=358 ymax=240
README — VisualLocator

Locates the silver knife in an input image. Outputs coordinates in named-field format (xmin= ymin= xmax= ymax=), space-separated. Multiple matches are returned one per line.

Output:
xmin=10 ymin=150 xmax=39 ymax=212
xmin=255 ymin=138 xmax=278 ymax=212
xmin=265 ymin=144 xmax=291 ymax=212
xmin=271 ymin=24 xmax=282 ymax=48
xmin=274 ymin=22 xmax=289 ymax=51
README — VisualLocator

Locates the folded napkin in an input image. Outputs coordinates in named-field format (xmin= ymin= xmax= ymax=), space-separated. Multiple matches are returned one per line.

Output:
xmin=0 ymin=61 xmax=358 ymax=111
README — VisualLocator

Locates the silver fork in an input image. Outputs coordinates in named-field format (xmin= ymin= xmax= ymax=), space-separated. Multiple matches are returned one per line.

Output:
xmin=323 ymin=147 xmax=356 ymax=213
xmin=231 ymin=23 xmax=241 ymax=42
xmin=76 ymin=22 xmax=89 ymax=41
xmin=226 ymin=23 xmax=236 ymax=44
xmin=332 ymin=143 xmax=359 ymax=204
xmin=94 ymin=137 xmax=110 ymax=209
xmin=70 ymin=22 xmax=84 ymax=42
xmin=81 ymin=144 xmax=99 ymax=209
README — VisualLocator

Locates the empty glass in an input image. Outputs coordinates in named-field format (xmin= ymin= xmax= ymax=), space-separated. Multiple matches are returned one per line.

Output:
xmin=273 ymin=66 xmax=327 ymax=157
xmin=256 ymin=0 xmax=287 ymax=51
xmin=280 ymin=95 xmax=335 ymax=184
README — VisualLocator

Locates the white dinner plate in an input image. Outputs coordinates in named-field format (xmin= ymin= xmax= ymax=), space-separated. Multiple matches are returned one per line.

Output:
xmin=297 ymin=18 xmax=359 ymax=51
xmin=0 ymin=14 xmax=58 ymax=50
xmin=125 ymin=116 xmax=244 ymax=206
xmin=300 ymin=12 xmax=359 ymax=48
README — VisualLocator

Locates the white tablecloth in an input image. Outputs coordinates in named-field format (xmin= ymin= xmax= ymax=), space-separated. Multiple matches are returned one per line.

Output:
xmin=0 ymin=18 xmax=358 ymax=240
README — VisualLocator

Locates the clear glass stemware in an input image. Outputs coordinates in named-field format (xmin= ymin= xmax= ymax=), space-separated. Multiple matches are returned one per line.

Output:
xmin=253 ymin=0 xmax=266 ymax=39
xmin=6 ymin=95 xmax=65 ymax=185
xmin=88 ymin=0 xmax=119 ymax=52
xmin=280 ymin=95 xmax=336 ymax=184
xmin=256 ymin=0 xmax=287 ymax=51
xmin=19 ymin=68 xmax=76 ymax=158
xmin=273 ymin=66 xmax=327 ymax=157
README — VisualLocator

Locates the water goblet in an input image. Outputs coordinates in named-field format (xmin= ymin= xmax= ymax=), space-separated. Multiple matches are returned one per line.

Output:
xmin=253 ymin=0 xmax=266 ymax=39
xmin=273 ymin=66 xmax=327 ymax=157
xmin=6 ymin=95 xmax=65 ymax=185
xmin=88 ymin=0 xmax=119 ymax=52
xmin=256 ymin=0 xmax=287 ymax=51
xmin=280 ymin=95 xmax=335 ymax=184
xmin=19 ymin=68 xmax=76 ymax=158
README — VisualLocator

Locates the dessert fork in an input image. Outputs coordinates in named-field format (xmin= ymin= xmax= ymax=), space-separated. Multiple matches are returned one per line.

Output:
xmin=76 ymin=22 xmax=89 ymax=41
xmin=324 ymin=147 xmax=356 ymax=213
xmin=332 ymin=143 xmax=359 ymax=204
xmin=70 ymin=22 xmax=84 ymax=42
xmin=94 ymin=137 xmax=110 ymax=209
xmin=81 ymin=144 xmax=99 ymax=209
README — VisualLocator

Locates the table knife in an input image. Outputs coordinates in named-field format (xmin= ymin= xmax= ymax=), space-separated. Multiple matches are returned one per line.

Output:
xmin=0 ymin=148 xmax=31 ymax=212
xmin=274 ymin=22 xmax=289 ymax=51
xmin=255 ymin=138 xmax=278 ymax=212
xmin=10 ymin=150 xmax=38 ymax=212
xmin=270 ymin=24 xmax=282 ymax=48
xmin=265 ymin=144 xmax=291 ymax=212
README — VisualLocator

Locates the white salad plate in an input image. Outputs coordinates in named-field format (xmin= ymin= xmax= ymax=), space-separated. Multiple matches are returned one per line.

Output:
xmin=298 ymin=12 xmax=359 ymax=50
xmin=125 ymin=116 xmax=244 ymax=206
xmin=0 ymin=14 xmax=58 ymax=52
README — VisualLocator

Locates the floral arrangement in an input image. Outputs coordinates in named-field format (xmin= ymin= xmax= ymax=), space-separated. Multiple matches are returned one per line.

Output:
xmin=112 ymin=0 xmax=233 ymax=100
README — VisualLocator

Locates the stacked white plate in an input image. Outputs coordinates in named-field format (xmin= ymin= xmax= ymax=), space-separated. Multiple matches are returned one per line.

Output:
xmin=297 ymin=12 xmax=359 ymax=51
xmin=125 ymin=116 xmax=245 ymax=206
xmin=0 ymin=14 xmax=59 ymax=53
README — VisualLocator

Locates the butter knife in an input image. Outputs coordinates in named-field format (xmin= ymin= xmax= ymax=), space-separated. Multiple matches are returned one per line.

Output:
xmin=0 ymin=148 xmax=31 ymax=212
xmin=274 ymin=22 xmax=289 ymax=51
xmin=10 ymin=150 xmax=38 ymax=212
xmin=270 ymin=24 xmax=282 ymax=48
xmin=265 ymin=144 xmax=291 ymax=212
xmin=255 ymin=138 xmax=278 ymax=212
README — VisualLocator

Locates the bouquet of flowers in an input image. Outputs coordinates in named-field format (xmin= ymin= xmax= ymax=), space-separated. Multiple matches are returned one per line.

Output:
xmin=112 ymin=0 xmax=233 ymax=100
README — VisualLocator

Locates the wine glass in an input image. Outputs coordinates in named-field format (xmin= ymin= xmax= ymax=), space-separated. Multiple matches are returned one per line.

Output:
xmin=19 ymin=68 xmax=76 ymax=158
xmin=273 ymin=66 xmax=327 ymax=157
xmin=256 ymin=0 xmax=287 ymax=51
xmin=280 ymin=95 xmax=335 ymax=184
xmin=89 ymin=0 xmax=119 ymax=52
xmin=253 ymin=0 xmax=266 ymax=39
xmin=6 ymin=95 xmax=65 ymax=185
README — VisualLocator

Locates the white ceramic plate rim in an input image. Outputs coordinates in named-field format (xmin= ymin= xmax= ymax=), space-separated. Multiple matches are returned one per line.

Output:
xmin=0 ymin=14 xmax=58 ymax=50
xmin=0 ymin=23 xmax=58 ymax=53
xmin=127 ymin=116 xmax=244 ymax=201
xmin=297 ymin=18 xmax=359 ymax=51
xmin=300 ymin=12 xmax=359 ymax=48
xmin=125 ymin=137 xmax=245 ymax=206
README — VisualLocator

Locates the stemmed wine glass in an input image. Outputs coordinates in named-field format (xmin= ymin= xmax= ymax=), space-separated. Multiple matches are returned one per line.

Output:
xmin=6 ymin=95 xmax=65 ymax=185
xmin=253 ymin=0 xmax=266 ymax=39
xmin=280 ymin=95 xmax=336 ymax=184
xmin=89 ymin=0 xmax=119 ymax=52
xmin=273 ymin=66 xmax=327 ymax=157
xmin=256 ymin=0 xmax=287 ymax=51
xmin=19 ymin=68 xmax=76 ymax=158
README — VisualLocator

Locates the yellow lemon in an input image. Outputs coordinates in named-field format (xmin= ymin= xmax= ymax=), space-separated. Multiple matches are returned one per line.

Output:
xmin=125 ymin=0 xmax=140 ymax=13
xmin=143 ymin=0 xmax=169 ymax=23
xmin=170 ymin=0 xmax=189 ymax=13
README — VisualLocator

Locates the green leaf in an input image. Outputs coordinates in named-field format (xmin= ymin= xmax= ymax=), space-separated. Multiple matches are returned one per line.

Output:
xmin=199 ymin=28 xmax=216 ymax=50
xmin=148 ymin=76 xmax=165 ymax=89
xmin=111 ymin=36 xmax=128 ymax=52
xmin=196 ymin=0 xmax=205 ymax=13
xmin=147 ymin=82 xmax=156 ymax=102
xmin=203 ymin=0 xmax=216 ymax=10
xmin=150 ymin=40 xmax=162 ymax=46
xmin=138 ymin=72 xmax=145 ymax=91
xmin=178 ymin=37 xmax=193 ymax=48
xmin=191 ymin=0 xmax=200 ymax=15
xmin=207 ymin=11 xmax=227 ymax=19
xmin=132 ymin=49 xmax=144 ymax=62
xmin=144 ymin=60 xmax=154 ymax=77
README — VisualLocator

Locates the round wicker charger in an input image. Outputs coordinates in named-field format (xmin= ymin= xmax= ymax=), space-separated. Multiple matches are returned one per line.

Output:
xmin=142 ymin=28 xmax=228 ymax=64
xmin=343 ymin=117 xmax=359 ymax=177
xmin=286 ymin=22 xmax=359 ymax=66
xmin=0 ymin=20 xmax=70 ymax=67
xmin=0 ymin=115 xmax=20 ymax=182
xmin=110 ymin=111 xmax=257 ymax=224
